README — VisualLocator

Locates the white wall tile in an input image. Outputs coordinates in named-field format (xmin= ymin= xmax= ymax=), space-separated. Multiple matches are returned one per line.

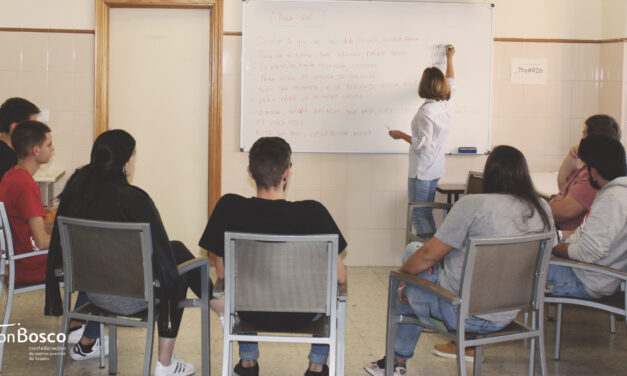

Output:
xmin=0 ymin=32 xmax=22 ymax=71
xmin=47 ymin=33 xmax=75 ymax=72
xmin=20 ymin=32 xmax=48 ymax=72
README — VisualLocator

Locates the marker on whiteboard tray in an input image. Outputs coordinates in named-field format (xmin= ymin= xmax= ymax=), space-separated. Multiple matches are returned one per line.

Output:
xmin=458 ymin=147 xmax=477 ymax=154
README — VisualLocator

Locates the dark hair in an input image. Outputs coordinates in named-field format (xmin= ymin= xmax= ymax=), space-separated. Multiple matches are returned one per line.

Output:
xmin=483 ymin=145 xmax=551 ymax=230
xmin=585 ymin=114 xmax=621 ymax=139
xmin=0 ymin=97 xmax=40 ymax=134
xmin=578 ymin=134 xmax=627 ymax=181
xmin=11 ymin=120 xmax=51 ymax=159
xmin=418 ymin=67 xmax=451 ymax=101
xmin=248 ymin=137 xmax=291 ymax=190
xmin=59 ymin=130 xmax=136 ymax=214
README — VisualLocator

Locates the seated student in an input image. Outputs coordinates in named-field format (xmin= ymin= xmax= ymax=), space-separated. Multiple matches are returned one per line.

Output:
xmin=199 ymin=136 xmax=347 ymax=376
xmin=364 ymin=145 xmax=556 ymax=376
xmin=0 ymin=120 xmax=53 ymax=284
xmin=0 ymin=98 xmax=40 ymax=181
xmin=44 ymin=130 xmax=222 ymax=376
xmin=549 ymin=114 xmax=621 ymax=230
xmin=548 ymin=134 xmax=627 ymax=299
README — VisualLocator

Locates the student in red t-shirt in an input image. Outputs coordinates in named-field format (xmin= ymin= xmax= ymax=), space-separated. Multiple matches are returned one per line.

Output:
xmin=0 ymin=120 xmax=54 ymax=283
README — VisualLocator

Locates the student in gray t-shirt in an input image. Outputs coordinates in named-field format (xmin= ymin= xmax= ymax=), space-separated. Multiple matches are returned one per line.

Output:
xmin=365 ymin=145 xmax=556 ymax=376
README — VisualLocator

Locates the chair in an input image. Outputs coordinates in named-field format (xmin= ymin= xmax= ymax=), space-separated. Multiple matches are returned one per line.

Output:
xmin=222 ymin=232 xmax=347 ymax=376
xmin=544 ymin=257 xmax=627 ymax=360
xmin=405 ymin=202 xmax=451 ymax=244
xmin=385 ymin=231 xmax=554 ymax=376
xmin=55 ymin=216 xmax=211 ymax=376
xmin=464 ymin=171 xmax=484 ymax=195
xmin=0 ymin=202 xmax=50 ymax=373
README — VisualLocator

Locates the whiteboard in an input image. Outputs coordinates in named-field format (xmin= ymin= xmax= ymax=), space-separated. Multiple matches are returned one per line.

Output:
xmin=241 ymin=0 xmax=494 ymax=153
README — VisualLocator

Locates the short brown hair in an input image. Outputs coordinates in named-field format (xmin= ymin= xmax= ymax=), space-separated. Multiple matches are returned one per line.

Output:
xmin=418 ymin=67 xmax=450 ymax=101
xmin=249 ymin=137 xmax=291 ymax=189
xmin=585 ymin=114 xmax=621 ymax=139
xmin=11 ymin=120 xmax=51 ymax=159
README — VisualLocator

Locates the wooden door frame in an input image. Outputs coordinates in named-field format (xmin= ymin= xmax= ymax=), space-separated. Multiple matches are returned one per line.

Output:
xmin=95 ymin=0 xmax=222 ymax=215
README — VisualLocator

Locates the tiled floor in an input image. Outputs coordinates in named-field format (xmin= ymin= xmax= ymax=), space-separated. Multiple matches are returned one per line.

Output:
xmin=0 ymin=267 xmax=625 ymax=375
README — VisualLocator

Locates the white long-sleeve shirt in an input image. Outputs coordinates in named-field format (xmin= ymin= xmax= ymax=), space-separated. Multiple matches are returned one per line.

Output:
xmin=567 ymin=176 xmax=627 ymax=298
xmin=408 ymin=78 xmax=455 ymax=180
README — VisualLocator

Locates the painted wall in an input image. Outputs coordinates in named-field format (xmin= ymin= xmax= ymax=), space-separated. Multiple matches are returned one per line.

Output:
xmin=1 ymin=0 xmax=626 ymax=265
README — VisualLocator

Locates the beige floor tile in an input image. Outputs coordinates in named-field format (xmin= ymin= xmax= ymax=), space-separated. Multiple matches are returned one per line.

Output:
xmin=0 ymin=267 xmax=624 ymax=375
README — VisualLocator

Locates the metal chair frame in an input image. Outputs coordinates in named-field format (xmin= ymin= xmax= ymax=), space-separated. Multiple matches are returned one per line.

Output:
xmin=55 ymin=216 xmax=210 ymax=376
xmin=385 ymin=232 xmax=554 ymax=376
xmin=405 ymin=202 xmax=452 ymax=245
xmin=0 ymin=202 xmax=51 ymax=373
xmin=544 ymin=257 xmax=627 ymax=360
xmin=222 ymin=232 xmax=347 ymax=376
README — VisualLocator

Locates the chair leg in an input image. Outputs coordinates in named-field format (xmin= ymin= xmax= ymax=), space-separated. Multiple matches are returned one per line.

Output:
xmin=95 ymin=323 xmax=104 ymax=368
xmin=473 ymin=346 xmax=483 ymax=376
xmin=222 ymin=319 xmax=232 ymax=376
xmin=456 ymin=342 xmax=467 ymax=376
xmin=523 ymin=309 xmax=529 ymax=347
xmin=529 ymin=312 xmax=547 ymax=376
xmin=529 ymin=312 xmax=537 ymax=376
xmin=56 ymin=313 xmax=71 ymax=376
xmin=554 ymin=303 xmax=563 ymax=360
xmin=336 ymin=300 xmax=346 ymax=376
xmin=536 ymin=332 xmax=547 ymax=376
xmin=109 ymin=325 xmax=118 ymax=375
xmin=199 ymin=264 xmax=210 ymax=376
xmin=0 ymin=281 xmax=15 ymax=373
xmin=143 ymin=321 xmax=155 ymax=376
xmin=609 ymin=314 xmax=616 ymax=334
xmin=201 ymin=298 xmax=210 ymax=376
xmin=385 ymin=278 xmax=399 ymax=376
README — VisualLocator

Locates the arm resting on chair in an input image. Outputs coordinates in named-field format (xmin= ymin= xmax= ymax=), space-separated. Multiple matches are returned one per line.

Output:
xmin=390 ymin=270 xmax=460 ymax=306
xmin=549 ymin=257 xmax=627 ymax=280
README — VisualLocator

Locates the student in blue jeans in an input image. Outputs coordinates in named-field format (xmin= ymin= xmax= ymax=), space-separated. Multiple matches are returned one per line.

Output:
xmin=365 ymin=145 xmax=556 ymax=376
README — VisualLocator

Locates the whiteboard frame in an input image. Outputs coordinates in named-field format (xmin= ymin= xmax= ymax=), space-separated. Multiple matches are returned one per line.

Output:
xmin=240 ymin=0 xmax=495 ymax=154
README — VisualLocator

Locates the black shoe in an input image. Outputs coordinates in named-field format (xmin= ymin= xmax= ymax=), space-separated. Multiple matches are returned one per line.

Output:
xmin=304 ymin=364 xmax=329 ymax=376
xmin=234 ymin=360 xmax=259 ymax=376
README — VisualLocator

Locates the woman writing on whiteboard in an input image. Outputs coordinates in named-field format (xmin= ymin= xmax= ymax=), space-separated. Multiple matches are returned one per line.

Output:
xmin=389 ymin=44 xmax=455 ymax=236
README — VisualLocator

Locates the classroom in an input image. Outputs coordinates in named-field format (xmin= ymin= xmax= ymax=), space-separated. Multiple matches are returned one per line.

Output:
xmin=0 ymin=0 xmax=625 ymax=375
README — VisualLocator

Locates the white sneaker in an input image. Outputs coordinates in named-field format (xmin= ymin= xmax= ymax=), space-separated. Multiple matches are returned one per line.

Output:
xmin=364 ymin=357 xmax=406 ymax=376
xmin=69 ymin=336 xmax=109 ymax=361
xmin=67 ymin=324 xmax=85 ymax=344
xmin=154 ymin=355 xmax=195 ymax=376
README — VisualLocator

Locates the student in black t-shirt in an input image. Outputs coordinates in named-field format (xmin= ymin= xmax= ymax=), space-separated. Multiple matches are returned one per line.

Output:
xmin=0 ymin=98 xmax=40 ymax=181
xmin=199 ymin=136 xmax=347 ymax=376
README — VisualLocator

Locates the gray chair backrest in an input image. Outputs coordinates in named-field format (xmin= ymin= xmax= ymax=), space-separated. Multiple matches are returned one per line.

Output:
xmin=0 ymin=202 xmax=15 ymax=259
xmin=464 ymin=171 xmax=484 ymax=195
xmin=57 ymin=216 xmax=154 ymax=300
xmin=225 ymin=232 xmax=338 ymax=315
xmin=459 ymin=232 xmax=553 ymax=316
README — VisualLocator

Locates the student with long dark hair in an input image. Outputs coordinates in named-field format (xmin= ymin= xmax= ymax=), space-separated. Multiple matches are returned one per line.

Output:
xmin=44 ymin=129 xmax=221 ymax=376
xmin=365 ymin=145 xmax=555 ymax=376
